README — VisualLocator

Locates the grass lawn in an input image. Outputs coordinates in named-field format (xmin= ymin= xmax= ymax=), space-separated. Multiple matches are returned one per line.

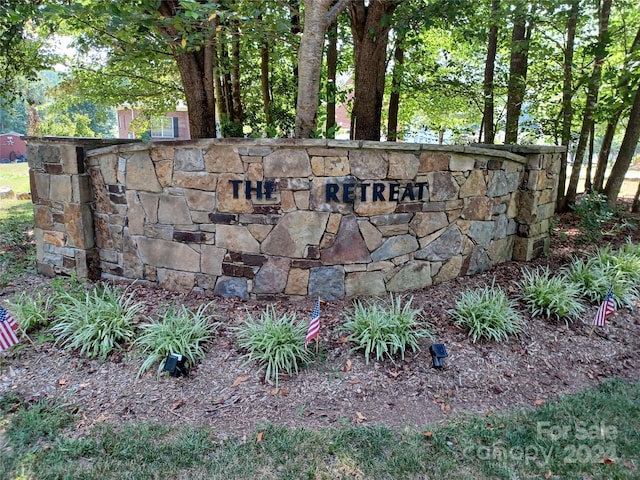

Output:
xmin=1 ymin=378 xmax=638 ymax=479
xmin=0 ymin=162 xmax=31 ymax=195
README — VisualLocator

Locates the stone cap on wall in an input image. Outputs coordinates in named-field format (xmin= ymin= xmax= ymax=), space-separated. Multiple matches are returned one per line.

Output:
xmin=83 ymin=138 xmax=529 ymax=165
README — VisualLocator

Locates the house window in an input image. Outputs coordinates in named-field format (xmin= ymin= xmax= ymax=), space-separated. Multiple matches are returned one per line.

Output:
xmin=150 ymin=117 xmax=178 ymax=138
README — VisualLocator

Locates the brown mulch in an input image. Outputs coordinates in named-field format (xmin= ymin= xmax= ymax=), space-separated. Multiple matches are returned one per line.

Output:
xmin=1 ymin=203 xmax=639 ymax=438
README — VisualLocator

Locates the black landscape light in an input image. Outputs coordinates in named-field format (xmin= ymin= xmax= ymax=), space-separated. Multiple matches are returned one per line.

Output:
xmin=163 ymin=353 xmax=188 ymax=377
xmin=429 ymin=343 xmax=448 ymax=368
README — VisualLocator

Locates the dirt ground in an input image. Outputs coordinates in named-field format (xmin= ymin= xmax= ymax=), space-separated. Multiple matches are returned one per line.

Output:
xmin=1 ymin=204 xmax=639 ymax=439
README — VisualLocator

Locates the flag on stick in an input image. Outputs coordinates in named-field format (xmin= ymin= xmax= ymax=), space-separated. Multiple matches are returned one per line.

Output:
xmin=0 ymin=305 xmax=20 ymax=352
xmin=593 ymin=288 xmax=615 ymax=327
xmin=304 ymin=297 xmax=321 ymax=349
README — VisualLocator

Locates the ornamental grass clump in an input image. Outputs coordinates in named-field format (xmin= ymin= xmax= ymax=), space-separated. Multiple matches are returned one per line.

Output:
xmin=135 ymin=302 xmax=218 ymax=377
xmin=5 ymin=292 xmax=52 ymax=332
xmin=50 ymin=284 xmax=143 ymax=359
xmin=450 ymin=285 xmax=524 ymax=343
xmin=233 ymin=306 xmax=312 ymax=386
xmin=565 ymin=247 xmax=640 ymax=310
xmin=517 ymin=267 xmax=584 ymax=324
xmin=343 ymin=295 xmax=433 ymax=364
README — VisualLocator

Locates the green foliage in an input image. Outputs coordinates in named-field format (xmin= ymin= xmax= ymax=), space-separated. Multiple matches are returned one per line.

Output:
xmin=3 ymin=397 xmax=76 ymax=450
xmin=343 ymin=295 xmax=433 ymax=364
xmin=135 ymin=302 xmax=218 ymax=377
xmin=49 ymin=284 xmax=143 ymax=359
xmin=570 ymin=192 xmax=615 ymax=240
xmin=233 ymin=306 xmax=312 ymax=386
xmin=517 ymin=267 xmax=585 ymax=323
xmin=565 ymin=245 xmax=640 ymax=309
xmin=0 ymin=201 xmax=35 ymax=286
xmin=4 ymin=292 xmax=51 ymax=332
xmin=450 ymin=285 xmax=525 ymax=343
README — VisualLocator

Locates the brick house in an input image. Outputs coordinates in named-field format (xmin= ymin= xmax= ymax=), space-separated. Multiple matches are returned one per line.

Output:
xmin=0 ymin=132 xmax=27 ymax=162
xmin=117 ymin=108 xmax=191 ymax=140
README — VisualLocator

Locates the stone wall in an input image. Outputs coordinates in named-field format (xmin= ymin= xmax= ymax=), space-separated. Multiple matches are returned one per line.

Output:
xmin=27 ymin=138 xmax=563 ymax=300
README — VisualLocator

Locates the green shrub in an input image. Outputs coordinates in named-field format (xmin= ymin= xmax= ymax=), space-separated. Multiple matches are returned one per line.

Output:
xmin=565 ymin=248 xmax=639 ymax=309
xmin=517 ymin=267 xmax=585 ymax=323
xmin=4 ymin=292 xmax=52 ymax=333
xmin=343 ymin=295 xmax=433 ymax=364
xmin=450 ymin=285 xmax=525 ymax=343
xmin=50 ymin=284 xmax=143 ymax=359
xmin=232 ymin=306 xmax=312 ymax=386
xmin=570 ymin=192 xmax=614 ymax=240
xmin=135 ymin=302 xmax=218 ymax=377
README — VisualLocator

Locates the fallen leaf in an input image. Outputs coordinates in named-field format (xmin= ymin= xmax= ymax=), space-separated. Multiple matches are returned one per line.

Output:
xmin=343 ymin=359 xmax=352 ymax=372
xmin=600 ymin=457 xmax=615 ymax=464
xmin=544 ymin=470 xmax=552 ymax=479
xmin=348 ymin=378 xmax=361 ymax=384
xmin=57 ymin=378 xmax=67 ymax=386
xmin=440 ymin=403 xmax=451 ymax=415
xmin=388 ymin=369 xmax=400 ymax=378
xmin=534 ymin=399 xmax=545 ymax=406
xmin=279 ymin=388 xmax=289 ymax=396
xmin=423 ymin=431 xmax=433 ymax=438
xmin=232 ymin=375 xmax=249 ymax=387
xmin=171 ymin=399 xmax=185 ymax=410
xmin=270 ymin=388 xmax=279 ymax=396
xmin=623 ymin=461 xmax=634 ymax=469
xmin=339 ymin=336 xmax=349 ymax=344
xmin=486 ymin=410 xmax=494 ymax=417
xmin=257 ymin=431 xmax=264 ymax=442
xmin=354 ymin=411 xmax=367 ymax=423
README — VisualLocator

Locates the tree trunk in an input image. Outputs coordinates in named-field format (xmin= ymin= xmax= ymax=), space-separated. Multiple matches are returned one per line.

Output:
xmin=604 ymin=85 xmax=640 ymax=204
xmin=326 ymin=20 xmax=338 ymax=138
xmin=158 ymin=1 xmax=216 ymax=139
xmin=387 ymin=31 xmax=405 ymax=142
xmin=556 ymin=0 xmax=579 ymax=209
xmin=632 ymin=180 xmax=640 ymax=213
xmin=261 ymin=41 xmax=272 ymax=127
xmin=230 ymin=21 xmax=243 ymax=131
xmin=349 ymin=0 xmax=398 ymax=141
xmin=504 ymin=2 xmax=532 ymax=144
xmin=585 ymin=122 xmax=595 ymax=192
xmin=563 ymin=0 xmax=612 ymax=209
xmin=594 ymin=25 xmax=640 ymax=192
xmin=593 ymin=111 xmax=620 ymax=191
xmin=481 ymin=0 xmax=500 ymax=144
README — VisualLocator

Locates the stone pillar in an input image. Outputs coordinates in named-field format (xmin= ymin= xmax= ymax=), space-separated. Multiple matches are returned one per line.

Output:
xmin=27 ymin=137 xmax=135 ymax=279
xmin=512 ymin=147 xmax=563 ymax=261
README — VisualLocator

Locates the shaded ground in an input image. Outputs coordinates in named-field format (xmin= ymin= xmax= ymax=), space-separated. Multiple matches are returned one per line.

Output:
xmin=1 ymin=203 xmax=639 ymax=439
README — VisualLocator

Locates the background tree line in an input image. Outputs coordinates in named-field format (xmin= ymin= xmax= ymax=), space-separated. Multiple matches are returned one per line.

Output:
xmin=1 ymin=0 xmax=639 ymax=208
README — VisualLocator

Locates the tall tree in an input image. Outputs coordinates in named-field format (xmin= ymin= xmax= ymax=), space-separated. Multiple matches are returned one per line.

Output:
xmin=603 ymin=84 xmax=640 ymax=203
xmin=295 ymin=0 xmax=350 ymax=138
xmin=563 ymin=0 xmax=612 ymax=209
xmin=349 ymin=0 xmax=399 ymax=141
xmin=504 ymin=0 xmax=534 ymax=144
xmin=593 ymin=24 xmax=640 ymax=192
xmin=387 ymin=30 xmax=405 ymax=141
xmin=481 ymin=0 xmax=500 ymax=144
xmin=556 ymin=0 xmax=580 ymax=208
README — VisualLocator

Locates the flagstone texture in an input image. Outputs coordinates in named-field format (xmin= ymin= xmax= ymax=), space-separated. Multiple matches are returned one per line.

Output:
xmin=28 ymin=138 xmax=563 ymax=299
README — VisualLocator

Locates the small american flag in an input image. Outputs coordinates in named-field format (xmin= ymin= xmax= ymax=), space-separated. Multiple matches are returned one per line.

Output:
xmin=593 ymin=288 xmax=615 ymax=327
xmin=0 ymin=305 xmax=20 ymax=352
xmin=304 ymin=297 xmax=321 ymax=348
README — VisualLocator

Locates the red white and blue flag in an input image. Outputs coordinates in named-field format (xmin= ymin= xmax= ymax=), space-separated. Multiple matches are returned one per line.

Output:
xmin=0 ymin=305 xmax=20 ymax=352
xmin=304 ymin=297 xmax=321 ymax=348
xmin=593 ymin=288 xmax=615 ymax=327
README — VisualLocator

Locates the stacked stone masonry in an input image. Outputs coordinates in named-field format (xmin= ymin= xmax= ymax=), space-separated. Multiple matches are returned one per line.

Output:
xmin=27 ymin=138 xmax=563 ymax=300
